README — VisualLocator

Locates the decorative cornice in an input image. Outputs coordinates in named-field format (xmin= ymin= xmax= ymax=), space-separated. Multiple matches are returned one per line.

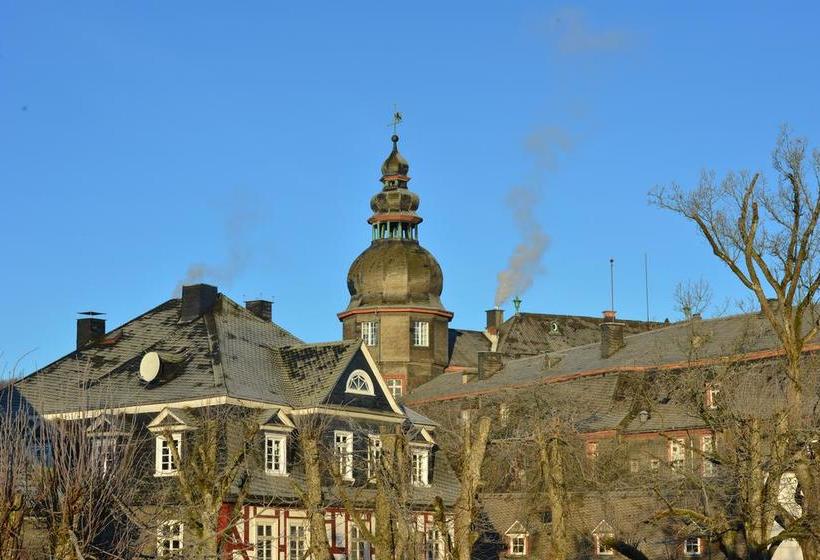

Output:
xmin=337 ymin=306 xmax=454 ymax=321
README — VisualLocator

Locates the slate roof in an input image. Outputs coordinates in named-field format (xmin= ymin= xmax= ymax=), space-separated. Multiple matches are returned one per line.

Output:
xmin=411 ymin=311 xmax=819 ymax=405
xmin=447 ymin=328 xmax=491 ymax=371
xmin=14 ymin=294 xmax=367 ymax=416
xmin=409 ymin=310 xmax=820 ymax=435
xmin=494 ymin=312 xmax=659 ymax=357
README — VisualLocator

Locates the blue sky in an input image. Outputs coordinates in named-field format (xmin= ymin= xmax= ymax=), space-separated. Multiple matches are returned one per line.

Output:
xmin=2 ymin=1 xmax=819 ymax=375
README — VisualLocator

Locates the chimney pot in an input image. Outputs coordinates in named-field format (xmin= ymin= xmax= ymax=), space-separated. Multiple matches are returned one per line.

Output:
xmin=77 ymin=317 xmax=106 ymax=349
xmin=180 ymin=284 xmax=218 ymax=322
xmin=485 ymin=308 xmax=505 ymax=334
xmin=691 ymin=312 xmax=702 ymax=321
xmin=245 ymin=299 xmax=272 ymax=322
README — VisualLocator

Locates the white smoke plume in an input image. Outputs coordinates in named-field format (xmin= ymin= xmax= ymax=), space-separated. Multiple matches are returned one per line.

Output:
xmin=494 ymin=187 xmax=550 ymax=307
xmin=173 ymin=199 xmax=260 ymax=297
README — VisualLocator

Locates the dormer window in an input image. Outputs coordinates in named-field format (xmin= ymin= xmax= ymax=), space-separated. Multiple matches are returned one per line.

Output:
xmin=592 ymin=521 xmax=615 ymax=556
xmin=346 ymin=370 xmax=375 ymax=396
xmin=509 ymin=534 xmax=527 ymax=556
xmin=684 ymin=537 xmax=702 ymax=556
xmin=155 ymin=433 xmax=182 ymax=476
xmin=265 ymin=433 xmax=288 ymax=476
xmin=411 ymin=445 xmax=430 ymax=486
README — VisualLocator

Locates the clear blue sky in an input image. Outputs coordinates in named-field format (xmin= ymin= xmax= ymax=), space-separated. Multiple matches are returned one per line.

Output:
xmin=2 ymin=1 xmax=819 ymax=376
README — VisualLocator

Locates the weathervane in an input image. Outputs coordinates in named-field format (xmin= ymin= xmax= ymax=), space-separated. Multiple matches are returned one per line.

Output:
xmin=388 ymin=105 xmax=403 ymax=135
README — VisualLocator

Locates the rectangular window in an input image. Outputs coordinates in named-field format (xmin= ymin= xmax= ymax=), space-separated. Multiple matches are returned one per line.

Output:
xmin=669 ymin=438 xmax=686 ymax=471
xmin=335 ymin=431 xmax=354 ymax=480
xmin=349 ymin=524 xmax=370 ymax=560
xmin=387 ymin=378 xmax=403 ymax=398
xmin=411 ymin=446 xmax=430 ymax=486
xmin=586 ymin=441 xmax=599 ymax=460
xmin=361 ymin=322 xmax=378 ymax=346
xmin=256 ymin=522 xmax=276 ymax=560
xmin=650 ymin=459 xmax=660 ymax=471
xmin=157 ymin=521 xmax=183 ymax=557
xmin=629 ymin=460 xmax=640 ymax=473
xmin=684 ymin=537 xmax=702 ymax=556
xmin=288 ymin=522 xmax=307 ymax=560
xmin=595 ymin=534 xmax=614 ymax=556
xmin=92 ymin=436 xmax=117 ymax=474
xmin=155 ymin=433 xmax=182 ymax=475
xmin=425 ymin=529 xmax=443 ymax=560
xmin=412 ymin=321 xmax=429 ymax=347
xmin=705 ymin=384 xmax=719 ymax=409
xmin=510 ymin=535 xmax=526 ymax=556
xmin=367 ymin=436 xmax=382 ymax=481
xmin=265 ymin=434 xmax=288 ymax=475
xmin=702 ymin=435 xmax=716 ymax=477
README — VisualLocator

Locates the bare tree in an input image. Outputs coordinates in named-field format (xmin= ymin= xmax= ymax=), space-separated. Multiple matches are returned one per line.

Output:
xmin=651 ymin=128 xmax=820 ymax=559
xmin=161 ymin=405 xmax=259 ymax=559
xmin=32 ymin=412 xmax=143 ymax=559
xmin=0 ymin=384 xmax=33 ymax=560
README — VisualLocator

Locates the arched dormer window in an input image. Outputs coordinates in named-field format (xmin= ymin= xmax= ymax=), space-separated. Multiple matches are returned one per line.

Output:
xmin=345 ymin=370 xmax=374 ymax=396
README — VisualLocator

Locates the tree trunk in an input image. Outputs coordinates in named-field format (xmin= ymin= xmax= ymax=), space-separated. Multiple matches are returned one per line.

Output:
xmin=537 ymin=422 xmax=569 ymax=560
xmin=300 ymin=428 xmax=332 ymax=560
xmin=453 ymin=416 xmax=491 ymax=560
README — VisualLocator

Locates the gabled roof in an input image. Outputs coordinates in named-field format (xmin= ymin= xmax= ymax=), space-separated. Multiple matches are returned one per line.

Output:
xmin=273 ymin=340 xmax=361 ymax=407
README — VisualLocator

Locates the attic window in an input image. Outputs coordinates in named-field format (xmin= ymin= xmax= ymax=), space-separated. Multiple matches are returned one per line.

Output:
xmin=346 ymin=370 xmax=374 ymax=396
xmin=509 ymin=534 xmax=527 ymax=556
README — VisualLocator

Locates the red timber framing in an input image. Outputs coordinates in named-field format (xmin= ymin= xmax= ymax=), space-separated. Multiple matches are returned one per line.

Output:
xmin=219 ymin=503 xmax=443 ymax=560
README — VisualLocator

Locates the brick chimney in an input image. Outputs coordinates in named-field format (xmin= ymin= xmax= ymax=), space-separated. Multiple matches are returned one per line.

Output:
xmin=180 ymin=284 xmax=218 ymax=322
xmin=77 ymin=316 xmax=106 ymax=349
xmin=485 ymin=308 xmax=504 ymax=335
xmin=478 ymin=351 xmax=504 ymax=379
xmin=245 ymin=299 xmax=272 ymax=322
xmin=600 ymin=310 xmax=625 ymax=359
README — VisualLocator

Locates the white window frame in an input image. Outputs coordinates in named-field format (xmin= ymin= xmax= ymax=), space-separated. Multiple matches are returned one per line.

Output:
xmin=367 ymin=435 xmax=382 ymax=481
xmin=361 ymin=321 xmax=378 ymax=347
xmin=702 ymin=435 xmax=716 ymax=477
xmin=386 ymin=378 xmax=403 ymax=398
xmin=288 ymin=520 xmax=308 ymax=560
xmin=705 ymin=384 xmax=719 ymax=409
xmin=265 ymin=433 xmax=288 ymax=476
xmin=157 ymin=520 xmax=183 ymax=557
xmin=349 ymin=522 xmax=371 ymax=560
xmin=684 ymin=537 xmax=702 ymax=556
xmin=345 ymin=370 xmax=375 ymax=396
xmin=335 ymin=430 xmax=354 ymax=481
xmin=425 ymin=528 xmax=444 ymax=560
xmin=254 ymin=520 xmax=277 ymax=560
xmin=509 ymin=534 xmax=527 ymax=556
xmin=412 ymin=321 xmax=430 ymax=347
xmin=155 ymin=433 xmax=182 ymax=476
xmin=595 ymin=533 xmax=615 ymax=556
xmin=629 ymin=459 xmax=640 ymax=473
xmin=91 ymin=435 xmax=117 ymax=475
xmin=411 ymin=445 xmax=430 ymax=487
xmin=669 ymin=438 xmax=686 ymax=471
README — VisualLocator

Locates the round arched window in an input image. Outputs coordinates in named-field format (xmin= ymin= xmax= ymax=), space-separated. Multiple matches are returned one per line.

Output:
xmin=345 ymin=370 xmax=374 ymax=395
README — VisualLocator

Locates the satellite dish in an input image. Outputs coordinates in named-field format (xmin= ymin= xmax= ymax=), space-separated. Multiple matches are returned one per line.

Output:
xmin=139 ymin=352 xmax=162 ymax=383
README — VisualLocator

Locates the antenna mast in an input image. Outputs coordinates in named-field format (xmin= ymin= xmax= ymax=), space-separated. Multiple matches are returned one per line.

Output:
xmin=609 ymin=258 xmax=615 ymax=312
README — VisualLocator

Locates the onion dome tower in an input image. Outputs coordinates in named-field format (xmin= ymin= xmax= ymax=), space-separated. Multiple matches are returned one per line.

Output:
xmin=338 ymin=134 xmax=453 ymax=392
